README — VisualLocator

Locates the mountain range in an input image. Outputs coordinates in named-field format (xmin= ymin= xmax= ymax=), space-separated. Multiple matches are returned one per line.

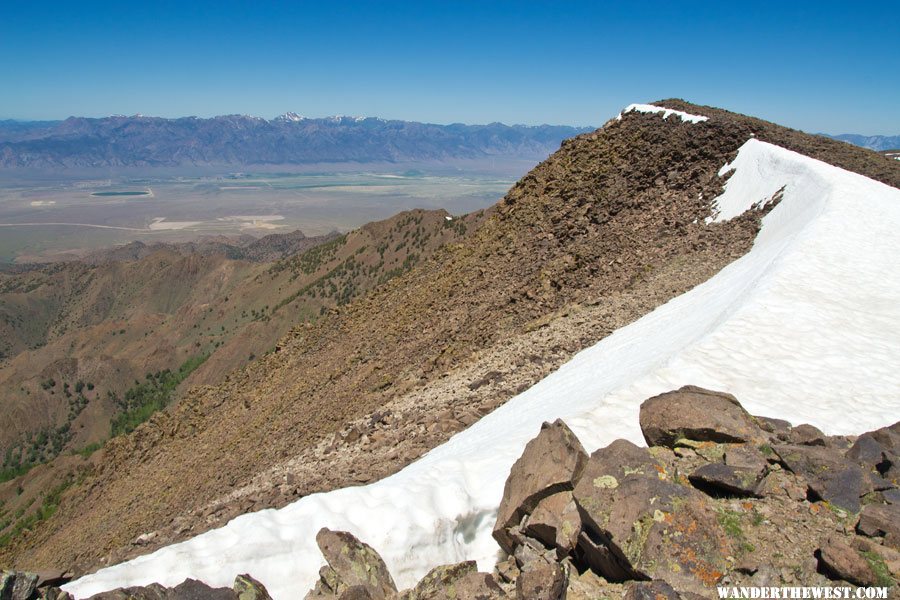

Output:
xmin=0 ymin=115 xmax=593 ymax=169
xmin=822 ymin=133 xmax=900 ymax=151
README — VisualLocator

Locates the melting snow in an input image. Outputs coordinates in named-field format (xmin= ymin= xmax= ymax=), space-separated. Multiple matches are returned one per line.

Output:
xmin=616 ymin=103 xmax=708 ymax=124
xmin=66 ymin=139 xmax=900 ymax=600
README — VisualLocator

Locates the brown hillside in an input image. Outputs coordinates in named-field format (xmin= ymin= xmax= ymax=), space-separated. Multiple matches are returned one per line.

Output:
xmin=3 ymin=100 xmax=898 ymax=573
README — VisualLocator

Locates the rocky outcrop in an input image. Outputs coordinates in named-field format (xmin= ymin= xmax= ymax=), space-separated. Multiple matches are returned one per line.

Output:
xmin=305 ymin=529 xmax=397 ymax=599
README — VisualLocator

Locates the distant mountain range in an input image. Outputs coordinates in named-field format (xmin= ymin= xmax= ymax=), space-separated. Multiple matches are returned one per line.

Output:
xmin=821 ymin=133 xmax=900 ymax=151
xmin=0 ymin=114 xmax=594 ymax=169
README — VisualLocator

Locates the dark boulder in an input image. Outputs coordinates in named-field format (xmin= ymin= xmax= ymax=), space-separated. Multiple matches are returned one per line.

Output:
xmin=857 ymin=503 xmax=900 ymax=549
xmin=492 ymin=420 xmax=587 ymax=554
xmin=774 ymin=444 xmax=868 ymax=513
xmin=639 ymin=386 xmax=765 ymax=448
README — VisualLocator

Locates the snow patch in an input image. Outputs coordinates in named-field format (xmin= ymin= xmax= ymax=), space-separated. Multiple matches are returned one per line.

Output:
xmin=66 ymin=140 xmax=900 ymax=600
xmin=616 ymin=103 xmax=708 ymax=124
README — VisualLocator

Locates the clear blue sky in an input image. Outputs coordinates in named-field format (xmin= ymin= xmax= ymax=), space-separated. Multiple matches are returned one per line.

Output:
xmin=1 ymin=1 xmax=897 ymax=134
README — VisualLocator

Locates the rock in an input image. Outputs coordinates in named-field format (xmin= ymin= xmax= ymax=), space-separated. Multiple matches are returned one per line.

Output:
xmin=515 ymin=561 xmax=566 ymax=600
xmin=847 ymin=424 xmax=900 ymax=484
xmin=492 ymin=420 xmax=587 ymax=554
xmin=856 ymin=503 xmax=900 ymax=549
xmin=1 ymin=572 xmax=39 ymax=600
xmin=725 ymin=445 xmax=769 ymax=471
xmin=755 ymin=417 xmax=793 ymax=442
xmin=851 ymin=538 xmax=900 ymax=581
xmin=307 ymin=529 xmax=397 ymax=600
xmin=170 ymin=580 xmax=238 ymax=600
xmin=522 ymin=491 xmax=581 ymax=558
xmin=86 ymin=580 xmax=237 ymax=600
xmin=688 ymin=463 xmax=766 ymax=497
xmin=400 ymin=566 xmax=506 ymax=600
xmin=495 ymin=557 xmax=519 ymax=585
xmin=816 ymin=536 xmax=880 ymax=587
xmin=790 ymin=424 xmax=828 ymax=447
xmin=38 ymin=589 xmax=72 ymax=600
xmin=233 ymin=575 xmax=272 ymax=600
xmin=337 ymin=587 xmax=373 ymax=600
xmin=564 ymin=569 xmax=613 ymax=600
xmin=773 ymin=444 xmax=868 ymax=513
xmin=399 ymin=562 xmax=474 ymax=599
xmin=639 ymin=386 xmax=765 ymax=448
xmin=623 ymin=580 xmax=682 ymax=600
xmin=573 ymin=441 xmax=729 ymax=593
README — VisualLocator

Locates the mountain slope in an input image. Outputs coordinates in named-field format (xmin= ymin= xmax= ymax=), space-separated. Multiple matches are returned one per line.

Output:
xmin=0 ymin=116 xmax=592 ymax=169
xmin=65 ymin=136 xmax=900 ymax=600
xmin=3 ymin=100 xmax=899 ymax=577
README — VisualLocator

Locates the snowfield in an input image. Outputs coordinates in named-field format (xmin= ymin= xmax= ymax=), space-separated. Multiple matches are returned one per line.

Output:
xmin=617 ymin=103 xmax=709 ymax=123
xmin=65 ymin=138 xmax=900 ymax=600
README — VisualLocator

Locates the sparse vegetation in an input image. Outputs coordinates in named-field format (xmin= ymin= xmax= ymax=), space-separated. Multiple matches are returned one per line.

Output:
xmin=109 ymin=354 xmax=209 ymax=436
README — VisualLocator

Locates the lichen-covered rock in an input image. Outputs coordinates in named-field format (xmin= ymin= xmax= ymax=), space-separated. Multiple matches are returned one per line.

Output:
xmin=856 ymin=503 xmax=900 ymax=549
xmin=1 ymin=572 xmax=39 ymax=600
xmin=689 ymin=462 xmax=766 ymax=497
xmin=623 ymin=580 xmax=682 ymax=600
xmin=515 ymin=560 xmax=566 ymax=600
xmin=232 ymin=575 xmax=272 ymax=600
xmin=573 ymin=440 xmax=730 ymax=594
xmin=306 ymin=529 xmax=397 ymax=600
xmin=816 ymin=536 xmax=880 ymax=587
xmin=400 ymin=564 xmax=506 ymax=600
xmin=639 ymin=386 xmax=766 ymax=448
xmin=492 ymin=420 xmax=587 ymax=554
xmin=522 ymin=491 xmax=581 ymax=559
xmin=774 ymin=444 xmax=868 ymax=513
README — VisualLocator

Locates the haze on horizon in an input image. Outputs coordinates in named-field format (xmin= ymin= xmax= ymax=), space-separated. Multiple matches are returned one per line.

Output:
xmin=1 ymin=1 xmax=898 ymax=135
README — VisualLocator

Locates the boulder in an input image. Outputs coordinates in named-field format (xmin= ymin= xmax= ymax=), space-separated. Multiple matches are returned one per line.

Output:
xmin=85 ymin=580 xmax=237 ymax=600
xmin=522 ymin=491 xmax=581 ymax=558
xmin=790 ymin=424 xmax=827 ymax=447
xmin=573 ymin=440 xmax=729 ymax=593
xmin=856 ymin=503 xmax=900 ymax=549
xmin=639 ymin=386 xmax=765 ymax=448
xmin=755 ymin=417 xmax=793 ymax=442
xmin=773 ymin=444 xmax=868 ymax=513
xmin=399 ymin=561 xmax=505 ymax=599
xmin=623 ymin=580 xmax=682 ymax=600
xmin=307 ymin=529 xmax=397 ymax=600
xmin=816 ymin=536 xmax=880 ymax=587
xmin=688 ymin=463 xmax=765 ymax=497
xmin=1 ymin=572 xmax=39 ymax=600
xmin=493 ymin=420 xmax=587 ymax=554
xmin=232 ymin=575 xmax=272 ymax=600
xmin=39 ymin=589 xmax=73 ymax=600
xmin=515 ymin=560 xmax=566 ymax=600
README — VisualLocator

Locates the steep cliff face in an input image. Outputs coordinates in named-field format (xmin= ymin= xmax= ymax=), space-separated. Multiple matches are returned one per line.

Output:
xmin=3 ymin=100 xmax=897 ymax=575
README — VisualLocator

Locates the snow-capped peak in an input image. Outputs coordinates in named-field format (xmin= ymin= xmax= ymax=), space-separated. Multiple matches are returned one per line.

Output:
xmin=275 ymin=112 xmax=306 ymax=123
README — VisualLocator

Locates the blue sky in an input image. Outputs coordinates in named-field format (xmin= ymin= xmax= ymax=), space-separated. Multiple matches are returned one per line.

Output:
xmin=1 ymin=1 xmax=897 ymax=134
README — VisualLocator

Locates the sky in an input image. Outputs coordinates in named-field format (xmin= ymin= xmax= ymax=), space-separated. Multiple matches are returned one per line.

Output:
xmin=1 ymin=1 xmax=897 ymax=134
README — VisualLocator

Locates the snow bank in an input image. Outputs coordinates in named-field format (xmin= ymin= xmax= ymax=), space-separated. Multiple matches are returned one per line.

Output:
xmin=616 ymin=103 xmax=709 ymax=123
xmin=65 ymin=139 xmax=900 ymax=600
